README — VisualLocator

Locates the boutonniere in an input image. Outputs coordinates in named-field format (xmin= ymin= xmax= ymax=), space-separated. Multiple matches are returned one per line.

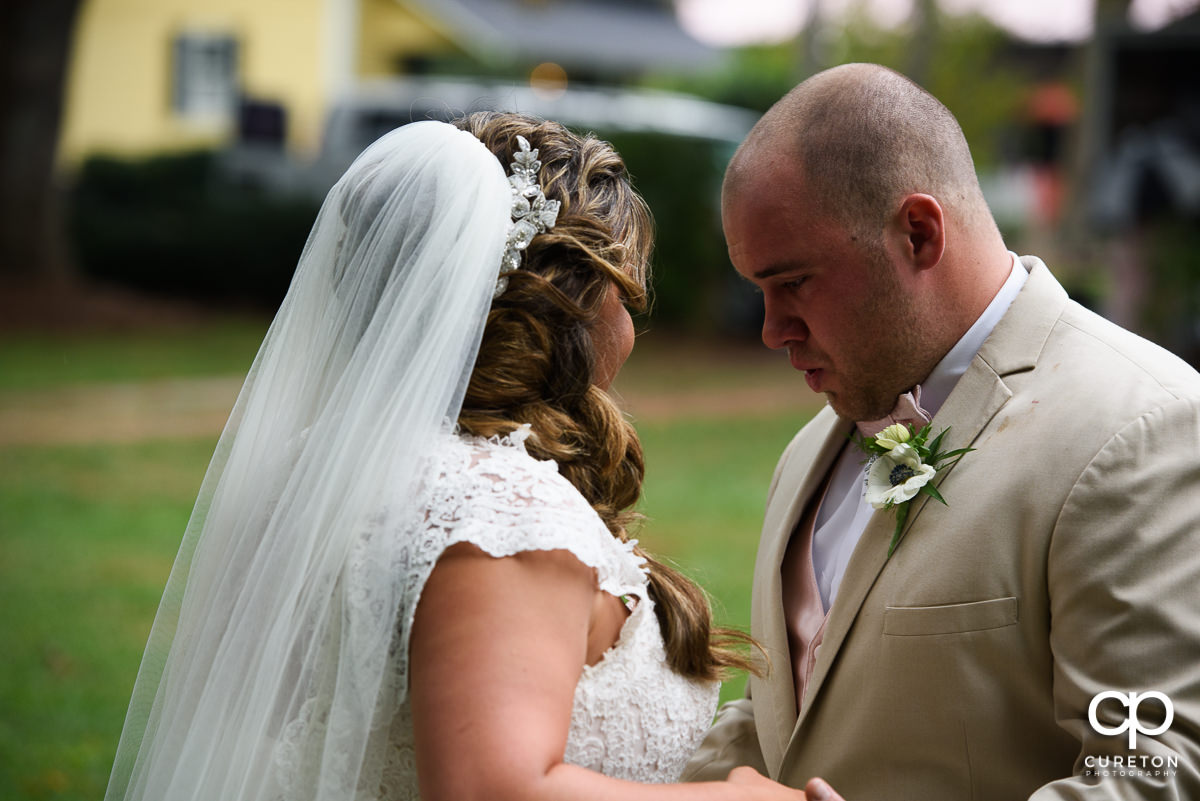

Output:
xmin=854 ymin=423 xmax=973 ymax=557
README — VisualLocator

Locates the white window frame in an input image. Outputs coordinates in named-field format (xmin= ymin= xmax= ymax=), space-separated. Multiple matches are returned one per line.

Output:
xmin=171 ymin=31 xmax=239 ymax=124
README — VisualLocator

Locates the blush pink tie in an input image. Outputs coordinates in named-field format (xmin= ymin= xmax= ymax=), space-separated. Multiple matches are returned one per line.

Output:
xmin=855 ymin=386 xmax=932 ymax=439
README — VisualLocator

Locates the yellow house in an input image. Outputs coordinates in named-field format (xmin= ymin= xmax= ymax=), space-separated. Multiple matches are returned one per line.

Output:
xmin=58 ymin=0 xmax=459 ymax=165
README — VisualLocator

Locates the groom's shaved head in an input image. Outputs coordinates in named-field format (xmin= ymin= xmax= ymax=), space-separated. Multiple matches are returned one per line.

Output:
xmin=725 ymin=63 xmax=994 ymax=243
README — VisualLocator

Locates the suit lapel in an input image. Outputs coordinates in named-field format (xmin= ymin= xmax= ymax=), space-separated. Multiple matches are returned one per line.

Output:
xmin=881 ymin=364 xmax=1013 ymax=554
xmin=750 ymin=406 xmax=851 ymax=774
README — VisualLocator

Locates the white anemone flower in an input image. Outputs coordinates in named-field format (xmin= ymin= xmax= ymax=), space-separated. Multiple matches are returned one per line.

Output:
xmin=865 ymin=443 xmax=936 ymax=509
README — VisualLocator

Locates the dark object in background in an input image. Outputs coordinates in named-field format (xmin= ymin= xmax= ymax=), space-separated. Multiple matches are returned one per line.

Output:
xmin=68 ymin=151 xmax=319 ymax=311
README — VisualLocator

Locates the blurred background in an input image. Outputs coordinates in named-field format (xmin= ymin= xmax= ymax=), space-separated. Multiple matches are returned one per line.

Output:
xmin=1 ymin=0 xmax=1198 ymax=798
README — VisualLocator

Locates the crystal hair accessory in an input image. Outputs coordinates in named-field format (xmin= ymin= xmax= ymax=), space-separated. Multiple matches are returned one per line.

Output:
xmin=494 ymin=135 xmax=561 ymax=298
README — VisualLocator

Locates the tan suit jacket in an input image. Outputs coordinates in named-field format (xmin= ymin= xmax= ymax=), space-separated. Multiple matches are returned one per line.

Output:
xmin=684 ymin=258 xmax=1200 ymax=799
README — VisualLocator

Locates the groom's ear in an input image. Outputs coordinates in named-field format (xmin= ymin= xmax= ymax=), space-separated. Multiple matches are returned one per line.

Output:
xmin=894 ymin=193 xmax=945 ymax=272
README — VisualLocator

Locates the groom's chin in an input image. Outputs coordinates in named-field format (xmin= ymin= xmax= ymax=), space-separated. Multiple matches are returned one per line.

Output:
xmin=822 ymin=391 xmax=858 ymax=420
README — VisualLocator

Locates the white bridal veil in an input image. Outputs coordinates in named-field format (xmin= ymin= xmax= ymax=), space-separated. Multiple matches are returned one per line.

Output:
xmin=105 ymin=121 xmax=512 ymax=800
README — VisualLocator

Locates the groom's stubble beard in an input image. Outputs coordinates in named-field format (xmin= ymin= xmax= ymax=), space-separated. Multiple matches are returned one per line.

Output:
xmin=819 ymin=243 xmax=944 ymax=423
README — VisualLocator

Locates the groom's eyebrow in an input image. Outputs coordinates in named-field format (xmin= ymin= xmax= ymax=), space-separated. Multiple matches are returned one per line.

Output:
xmin=752 ymin=262 xmax=808 ymax=281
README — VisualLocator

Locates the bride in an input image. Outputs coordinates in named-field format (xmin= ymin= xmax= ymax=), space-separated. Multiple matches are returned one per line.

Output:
xmin=104 ymin=112 xmax=805 ymax=801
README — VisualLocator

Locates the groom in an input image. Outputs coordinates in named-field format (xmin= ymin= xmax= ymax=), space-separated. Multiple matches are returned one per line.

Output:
xmin=683 ymin=63 xmax=1200 ymax=799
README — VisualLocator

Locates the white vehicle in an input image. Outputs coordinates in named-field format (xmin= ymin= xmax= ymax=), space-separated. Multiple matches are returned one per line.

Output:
xmin=220 ymin=76 xmax=756 ymax=200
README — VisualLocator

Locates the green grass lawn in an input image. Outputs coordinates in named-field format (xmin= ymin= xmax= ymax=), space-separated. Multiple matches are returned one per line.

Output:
xmin=0 ymin=319 xmax=267 ymax=392
xmin=0 ymin=439 xmax=216 ymax=800
xmin=636 ymin=414 xmax=807 ymax=701
xmin=0 ymin=326 xmax=811 ymax=800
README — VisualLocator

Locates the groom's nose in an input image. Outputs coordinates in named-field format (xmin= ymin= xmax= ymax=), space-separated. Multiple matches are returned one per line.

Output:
xmin=761 ymin=298 xmax=807 ymax=351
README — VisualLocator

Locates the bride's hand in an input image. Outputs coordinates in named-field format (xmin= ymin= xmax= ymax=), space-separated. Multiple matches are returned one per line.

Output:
xmin=725 ymin=766 xmax=809 ymax=799
xmin=725 ymin=767 xmax=848 ymax=801
xmin=803 ymin=777 xmax=843 ymax=801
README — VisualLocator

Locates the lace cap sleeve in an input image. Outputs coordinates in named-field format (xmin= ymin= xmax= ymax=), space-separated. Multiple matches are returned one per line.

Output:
xmin=384 ymin=430 xmax=648 ymax=703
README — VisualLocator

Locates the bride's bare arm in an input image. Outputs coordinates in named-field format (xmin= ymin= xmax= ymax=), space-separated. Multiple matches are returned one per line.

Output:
xmin=409 ymin=543 xmax=808 ymax=801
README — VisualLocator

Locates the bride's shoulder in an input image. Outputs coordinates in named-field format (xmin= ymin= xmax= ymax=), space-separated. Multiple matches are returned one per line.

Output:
xmin=450 ymin=423 xmax=539 ymax=462
xmin=423 ymin=425 xmax=648 ymax=596
xmin=432 ymin=424 xmax=588 ymax=513
xmin=440 ymin=423 xmax=547 ymax=473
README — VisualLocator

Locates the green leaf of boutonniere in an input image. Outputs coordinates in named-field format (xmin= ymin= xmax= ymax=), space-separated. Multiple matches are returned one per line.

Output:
xmin=854 ymin=423 xmax=974 ymax=557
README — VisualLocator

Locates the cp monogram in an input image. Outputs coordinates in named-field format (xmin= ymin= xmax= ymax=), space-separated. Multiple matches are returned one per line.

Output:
xmin=1088 ymin=690 xmax=1174 ymax=749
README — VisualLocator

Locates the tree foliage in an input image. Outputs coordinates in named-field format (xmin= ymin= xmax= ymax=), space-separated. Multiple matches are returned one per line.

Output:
xmin=649 ymin=7 xmax=1030 ymax=169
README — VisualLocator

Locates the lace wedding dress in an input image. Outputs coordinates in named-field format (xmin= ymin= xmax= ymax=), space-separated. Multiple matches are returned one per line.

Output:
xmin=106 ymin=123 xmax=717 ymax=801
xmin=272 ymin=427 xmax=720 ymax=799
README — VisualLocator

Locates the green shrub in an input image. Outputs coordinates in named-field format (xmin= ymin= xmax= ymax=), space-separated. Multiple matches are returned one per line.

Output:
xmin=66 ymin=137 xmax=754 ymax=332
xmin=603 ymin=132 xmax=759 ymax=333
xmin=68 ymin=151 xmax=319 ymax=308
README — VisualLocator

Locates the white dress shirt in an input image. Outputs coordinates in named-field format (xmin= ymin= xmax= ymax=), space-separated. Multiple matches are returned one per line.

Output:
xmin=810 ymin=253 xmax=1029 ymax=610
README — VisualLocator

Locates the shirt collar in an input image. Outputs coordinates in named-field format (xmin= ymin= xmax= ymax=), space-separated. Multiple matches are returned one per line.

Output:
xmin=918 ymin=252 xmax=1028 ymax=416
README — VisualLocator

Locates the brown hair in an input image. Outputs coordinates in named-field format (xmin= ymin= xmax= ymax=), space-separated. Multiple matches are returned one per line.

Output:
xmin=453 ymin=111 xmax=756 ymax=681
